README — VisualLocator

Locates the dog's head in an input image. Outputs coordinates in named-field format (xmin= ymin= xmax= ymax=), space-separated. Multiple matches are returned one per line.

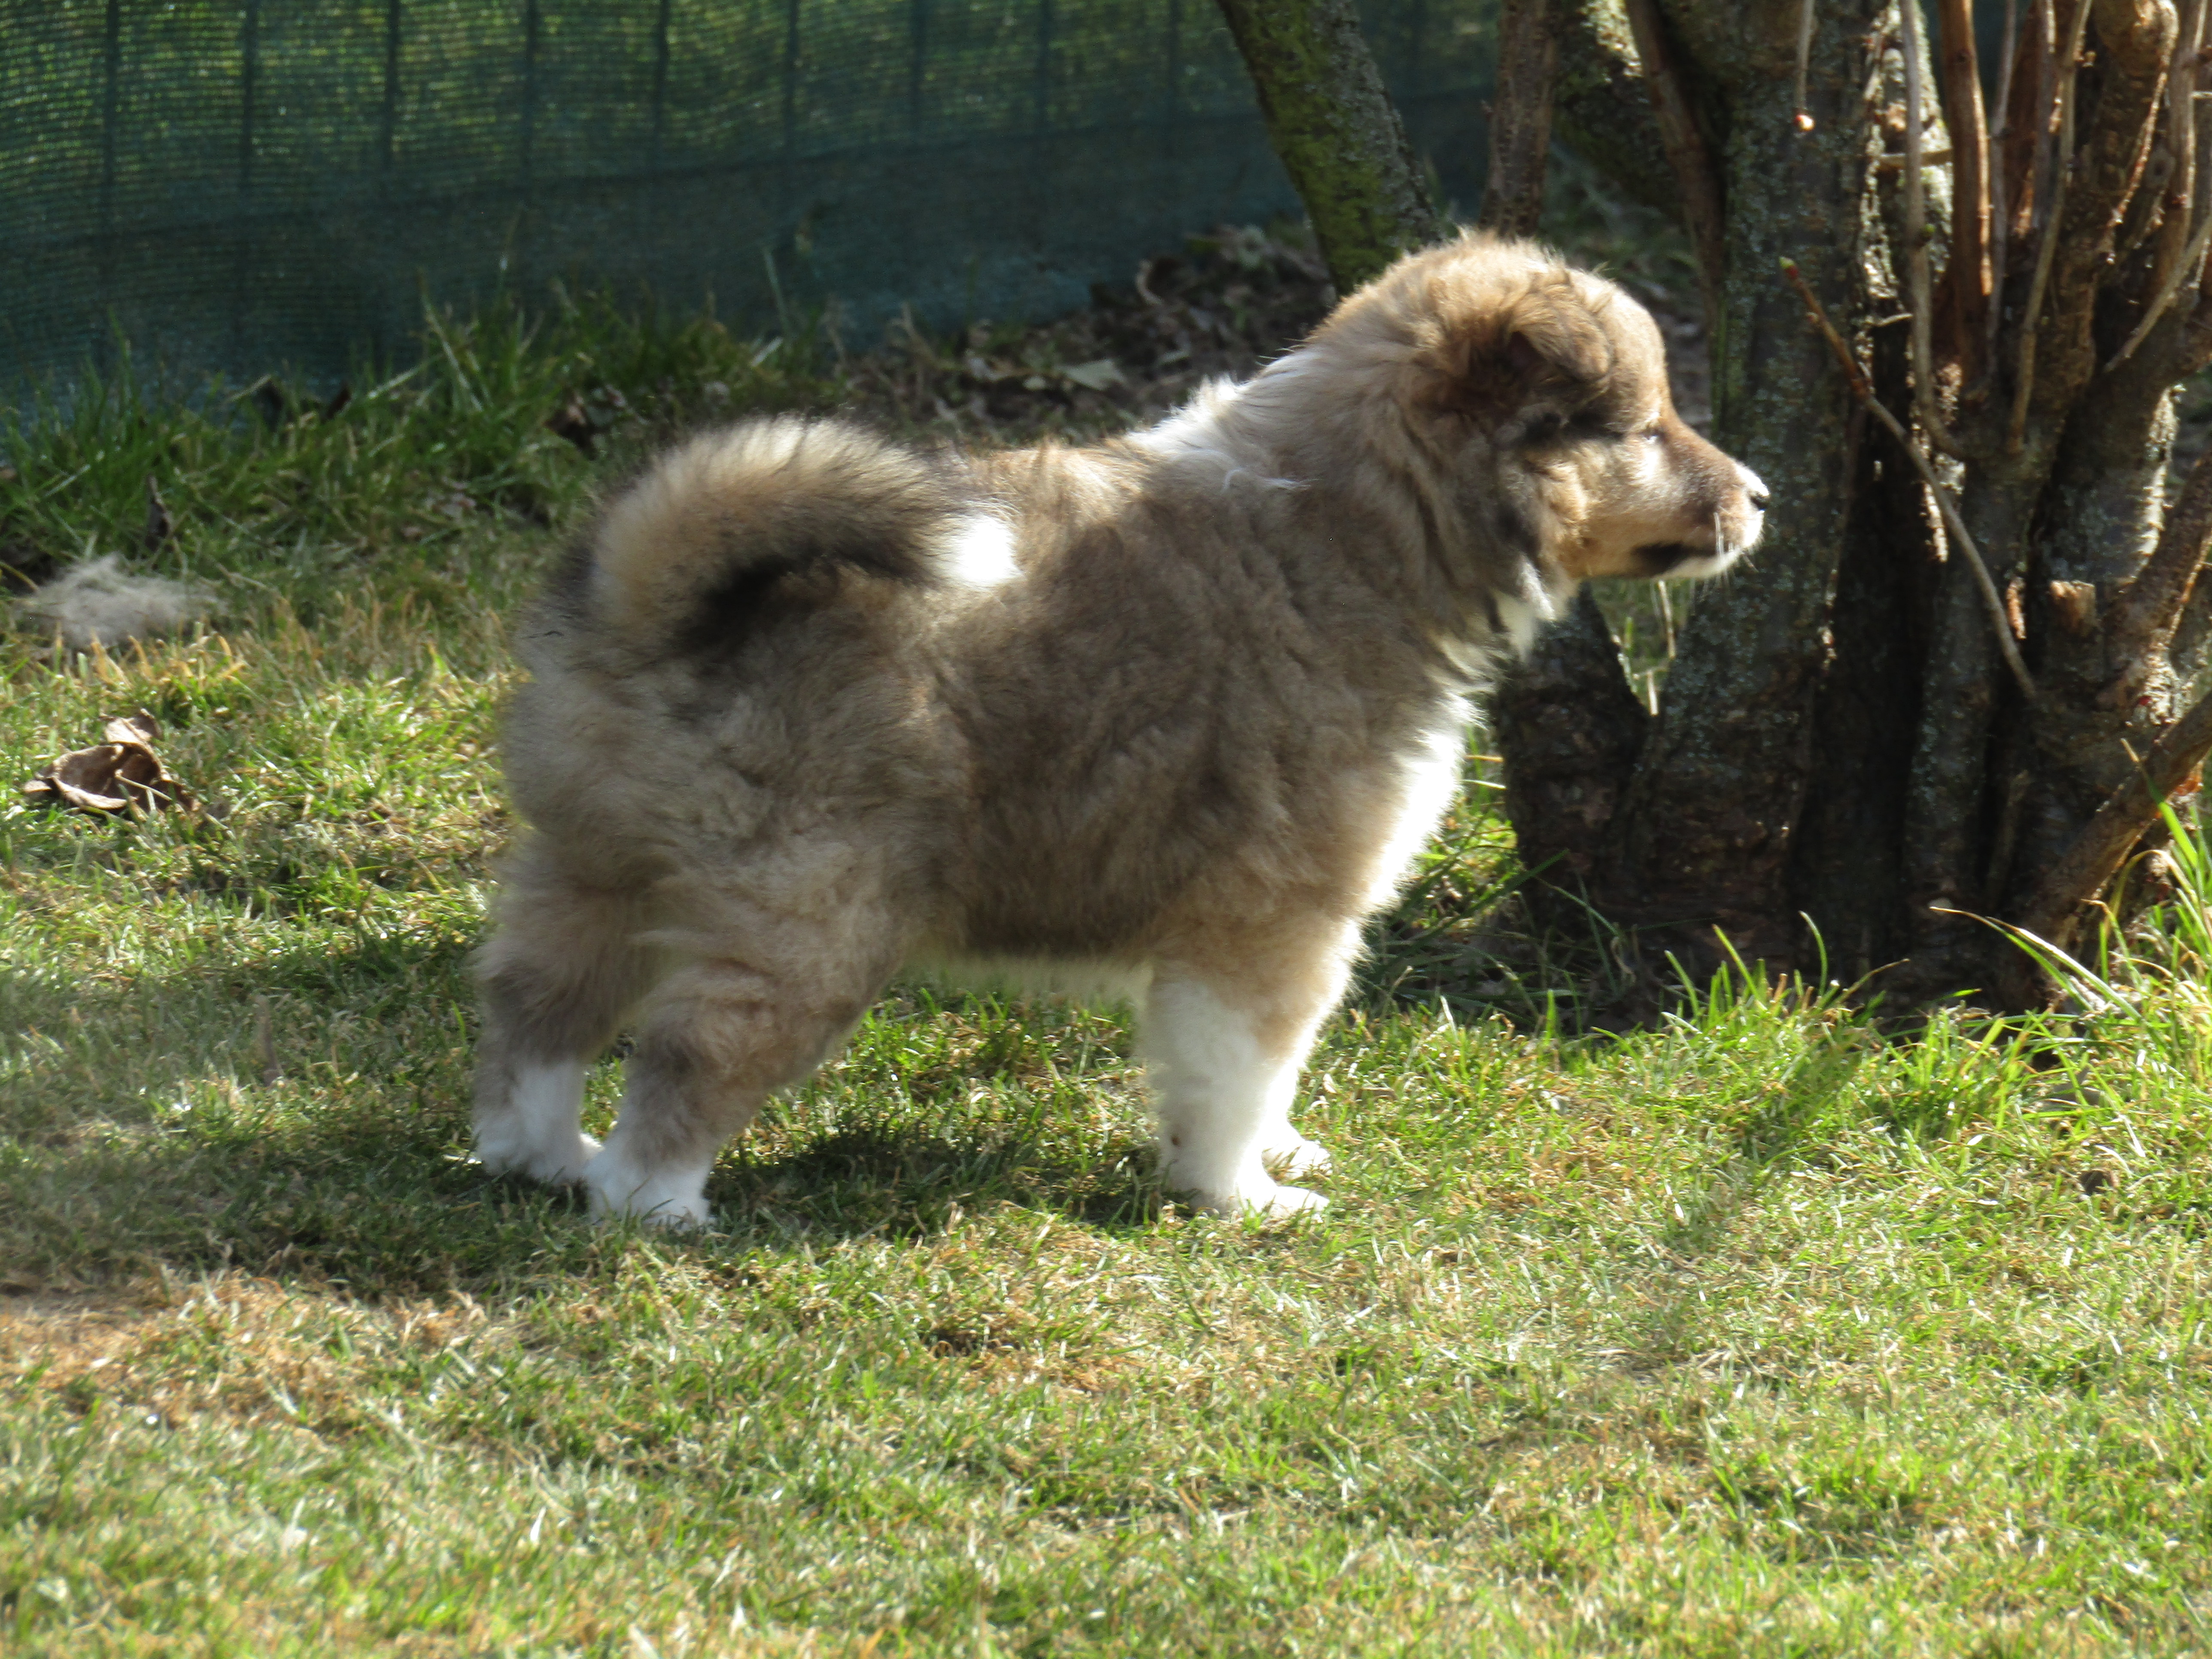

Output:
xmin=1333 ymin=235 xmax=1767 ymax=586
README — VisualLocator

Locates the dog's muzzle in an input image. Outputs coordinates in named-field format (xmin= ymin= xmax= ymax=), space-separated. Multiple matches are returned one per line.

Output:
xmin=1635 ymin=462 xmax=1767 ymax=579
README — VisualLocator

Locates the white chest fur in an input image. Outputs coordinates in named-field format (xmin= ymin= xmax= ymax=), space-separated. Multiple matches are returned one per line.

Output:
xmin=1358 ymin=707 xmax=1472 ymax=914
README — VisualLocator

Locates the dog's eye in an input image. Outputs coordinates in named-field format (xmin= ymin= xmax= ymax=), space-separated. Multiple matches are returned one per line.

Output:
xmin=1523 ymin=413 xmax=1565 ymax=443
xmin=1641 ymin=426 xmax=1664 ymax=445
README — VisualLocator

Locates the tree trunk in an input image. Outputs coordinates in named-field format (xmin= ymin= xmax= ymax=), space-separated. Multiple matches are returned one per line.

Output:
xmin=1553 ymin=0 xmax=1677 ymax=211
xmin=1480 ymin=0 xmax=1561 ymax=238
xmin=1592 ymin=0 xmax=1895 ymax=975
xmin=1211 ymin=0 xmax=1446 ymax=292
xmin=1495 ymin=589 xmax=1651 ymax=928
xmin=1224 ymin=0 xmax=2212 ymax=1012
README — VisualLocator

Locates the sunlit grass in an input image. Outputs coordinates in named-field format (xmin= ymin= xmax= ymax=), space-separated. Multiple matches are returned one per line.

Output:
xmin=3 ymin=281 xmax=2209 ymax=1657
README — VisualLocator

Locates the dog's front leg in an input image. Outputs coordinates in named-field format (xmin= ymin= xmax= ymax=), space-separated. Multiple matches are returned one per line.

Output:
xmin=1257 ymin=1114 xmax=1334 ymax=1181
xmin=1141 ymin=975 xmax=1332 ymax=1218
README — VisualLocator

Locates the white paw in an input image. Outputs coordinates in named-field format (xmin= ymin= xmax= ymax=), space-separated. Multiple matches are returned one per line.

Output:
xmin=581 ymin=1146 xmax=713 ymax=1230
xmin=1244 ymin=1182 xmax=1328 ymax=1219
xmin=1260 ymin=1133 xmax=1332 ymax=1179
xmin=1176 ymin=1175 xmax=1330 ymax=1220
xmin=475 ymin=1060 xmax=595 ymax=1183
xmin=476 ymin=1124 xmax=602 ymax=1184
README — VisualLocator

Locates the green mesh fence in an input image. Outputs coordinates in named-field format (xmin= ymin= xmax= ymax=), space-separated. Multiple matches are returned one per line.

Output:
xmin=3 ymin=2 xmax=1494 ymax=402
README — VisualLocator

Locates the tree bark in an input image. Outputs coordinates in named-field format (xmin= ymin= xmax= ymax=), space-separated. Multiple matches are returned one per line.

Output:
xmin=1480 ymin=0 xmax=1560 ymax=238
xmin=2017 ymin=683 xmax=2212 ymax=951
xmin=1495 ymin=590 xmax=1650 ymax=929
xmin=1586 ymin=0 xmax=2212 ymax=1007
xmin=1211 ymin=0 xmax=1447 ymax=293
xmin=1553 ymin=0 xmax=1677 ymax=213
xmin=1787 ymin=329 xmax=1935 ymax=983
xmin=1589 ymin=0 xmax=1893 ymax=973
xmin=1620 ymin=0 xmax=1728 ymax=334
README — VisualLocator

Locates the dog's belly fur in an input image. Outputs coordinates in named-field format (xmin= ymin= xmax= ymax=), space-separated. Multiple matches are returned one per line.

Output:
xmin=470 ymin=231 xmax=1766 ymax=1227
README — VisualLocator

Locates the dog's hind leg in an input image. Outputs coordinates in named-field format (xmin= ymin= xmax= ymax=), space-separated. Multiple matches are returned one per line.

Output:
xmin=1142 ymin=917 xmax=1358 ymax=1218
xmin=473 ymin=842 xmax=660 ymax=1185
xmin=581 ymin=950 xmax=891 ymax=1227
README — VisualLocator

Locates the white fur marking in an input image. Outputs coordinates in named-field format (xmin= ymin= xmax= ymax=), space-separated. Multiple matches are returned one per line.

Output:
xmin=1664 ymin=549 xmax=1748 ymax=581
xmin=935 ymin=513 xmax=1021 ymax=590
xmin=1261 ymin=1130 xmax=1333 ymax=1180
xmin=582 ymin=1127 xmax=715 ymax=1228
xmin=475 ymin=1060 xmax=600 ymax=1182
xmin=1490 ymin=588 xmax=1551 ymax=658
xmin=1142 ymin=980 xmax=1327 ymax=1218
xmin=1361 ymin=714 xmax=1471 ymax=911
xmin=1130 ymin=375 xmax=1305 ymax=492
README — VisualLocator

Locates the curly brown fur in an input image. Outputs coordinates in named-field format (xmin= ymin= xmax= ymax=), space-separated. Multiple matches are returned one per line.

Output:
xmin=473 ymin=231 xmax=1767 ymax=1223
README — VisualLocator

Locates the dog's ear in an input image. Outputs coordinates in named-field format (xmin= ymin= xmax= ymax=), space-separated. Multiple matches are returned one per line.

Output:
xmin=1422 ymin=276 xmax=1613 ymax=421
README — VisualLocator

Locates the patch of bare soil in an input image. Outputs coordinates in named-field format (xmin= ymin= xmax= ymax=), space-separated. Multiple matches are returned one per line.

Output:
xmin=840 ymin=223 xmax=1340 ymax=447
xmin=0 ymin=1289 xmax=167 ymax=1373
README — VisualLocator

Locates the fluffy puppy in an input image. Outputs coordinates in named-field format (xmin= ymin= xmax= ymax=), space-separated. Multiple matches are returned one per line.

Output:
xmin=473 ymin=231 xmax=1767 ymax=1223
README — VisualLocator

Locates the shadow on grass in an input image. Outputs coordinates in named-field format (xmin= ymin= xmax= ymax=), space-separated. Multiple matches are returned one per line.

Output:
xmin=204 ymin=1119 xmax=1158 ymax=1296
xmin=2 ymin=924 xmax=1167 ymax=1296
xmin=0 ymin=920 xmax=477 ymax=1125
xmin=1622 ymin=1015 xmax=1878 ymax=1371
xmin=689 ymin=1122 xmax=1164 ymax=1243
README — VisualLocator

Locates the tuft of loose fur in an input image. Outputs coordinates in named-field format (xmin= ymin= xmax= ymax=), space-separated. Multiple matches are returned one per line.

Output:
xmin=473 ymin=231 xmax=1770 ymax=1228
xmin=15 ymin=554 xmax=211 ymax=652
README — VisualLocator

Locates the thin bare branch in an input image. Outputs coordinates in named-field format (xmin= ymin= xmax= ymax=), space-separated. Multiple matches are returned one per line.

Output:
xmin=1624 ymin=0 xmax=1727 ymax=336
xmin=2108 ymin=204 xmax=2212 ymax=364
xmin=2115 ymin=149 xmax=2177 ymax=259
xmin=2103 ymin=427 xmax=2212 ymax=675
xmin=2007 ymin=0 xmax=2095 ymax=451
xmin=2019 ymin=0 xmax=2060 ymax=238
xmin=1996 ymin=0 xmax=2024 ymax=151
xmin=2111 ymin=1 xmax=2212 ymax=367
xmin=1794 ymin=0 xmax=1817 ymax=128
xmin=1877 ymin=147 xmax=1957 ymax=169
xmin=2110 ymin=0 xmax=2185 ymax=230
xmin=1781 ymin=258 xmax=2039 ymax=702
xmin=1986 ymin=0 xmax=2023 ymax=371
xmin=1934 ymin=0 xmax=1991 ymax=379
xmin=2147 ymin=0 xmax=2206 ymax=291
xmin=1899 ymin=0 xmax=1964 ymax=452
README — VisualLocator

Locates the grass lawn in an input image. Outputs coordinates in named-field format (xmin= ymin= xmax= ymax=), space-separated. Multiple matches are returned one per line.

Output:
xmin=3 ymin=245 xmax=2211 ymax=1657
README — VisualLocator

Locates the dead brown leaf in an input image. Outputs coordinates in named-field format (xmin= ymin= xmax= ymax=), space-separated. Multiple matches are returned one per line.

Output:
xmin=20 ymin=711 xmax=197 ymax=815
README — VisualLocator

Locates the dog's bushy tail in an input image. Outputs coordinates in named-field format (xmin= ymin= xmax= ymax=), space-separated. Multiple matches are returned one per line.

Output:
xmin=576 ymin=417 xmax=975 ymax=653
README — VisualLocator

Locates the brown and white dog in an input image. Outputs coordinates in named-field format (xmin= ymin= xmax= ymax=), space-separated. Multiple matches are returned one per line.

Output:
xmin=472 ymin=232 xmax=1766 ymax=1224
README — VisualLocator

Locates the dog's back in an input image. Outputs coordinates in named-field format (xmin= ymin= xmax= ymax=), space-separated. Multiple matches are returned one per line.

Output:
xmin=511 ymin=416 xmax=1452 ymax=964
